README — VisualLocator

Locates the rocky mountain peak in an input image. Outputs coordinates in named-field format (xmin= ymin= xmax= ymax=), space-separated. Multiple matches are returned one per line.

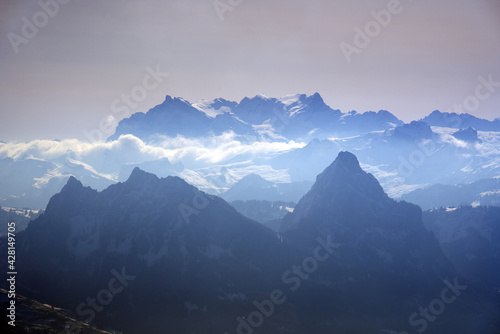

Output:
xmin=280 ymin=151 xmax=419 ymax=235
xmin=311 ymin=150 xmax=388 ymax=202
xmin=125 ymin=167 xmax=159 ymax=185
xmin=63 ymin=175 xmax=83 ymax=191
xmin=453 ymin=127 xmax=482 ymax=143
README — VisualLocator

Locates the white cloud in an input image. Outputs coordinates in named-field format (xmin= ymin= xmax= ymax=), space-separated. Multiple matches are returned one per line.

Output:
xmin=439 ymin=134 xmax=470 ymax=149
xmin=0 ymin=134 xmax=305 ymax=175
xmin=151 ymin=132 xmax=304 ymax=166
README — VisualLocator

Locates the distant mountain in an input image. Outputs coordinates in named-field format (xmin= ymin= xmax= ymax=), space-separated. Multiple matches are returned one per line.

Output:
xmin=337 ymin=109 xmax=403 ymax=135
xmin=193 ymin=97 xmax=238 ymax=118
xmin=392 ymin=120 xmax=438 ymax=141
xmin=220 ymin=173 xmax=312 ymax=202
xmin=221 ymin=173 xmax=274 ymax=200
xmin=109 ymin=93 xmax=402 ymax=142
xmin=400 ymin=178 xmax=500 ymax=210
xmin=452 ymin=127 xmax=482 ymax=143
xmin=108 ymin=96 xmax=250 ymax=141
xmin=118 ymin=157 xmax=184 ymax=182
xmin=0 ymin=156 xmax=115 ymax=209
xmin=331 ymin=123 xmax=500 ymax=188
xmin=0 ymin=206 xmax=42 ymax=236
xmin=270 ymin=138 xmax=341 ymax=182
xmin=237 ymin=93 xmax=342 ymax=140
xmin=421 ymin=110 xmax=500 ymax=131
xmin=229 ymin=200 xmax=295 ymax=231
xmin=423 ymin=206 xmax=500 ymax=290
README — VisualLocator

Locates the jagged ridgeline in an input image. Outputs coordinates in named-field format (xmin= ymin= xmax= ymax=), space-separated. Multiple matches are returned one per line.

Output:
xmin=1 ymin=152 xmax=499 ymax=333
xmin=107 ymin=94 xmax=403 ymax=142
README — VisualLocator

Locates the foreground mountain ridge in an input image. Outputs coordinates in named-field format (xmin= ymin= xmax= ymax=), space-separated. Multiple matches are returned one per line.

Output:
xmin=1 ymin=153 xmax=499 ymax=333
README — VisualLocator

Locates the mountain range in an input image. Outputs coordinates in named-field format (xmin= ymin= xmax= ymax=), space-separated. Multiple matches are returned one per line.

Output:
xmin=401 ymin=177 xmax=500 ymax=210
xmin=2 ymin=94 xmax=500 ymax=211
xmin=3 ymin=152 xmax=499 ymax=333
xmin=421 ymin=110 xmax=500 ymax=131
xmin=0 ymin=206 xmax=42 ymax=236
xmin=108 ymin=93 xmax=404 ymax=142
xmin=9 ymin=168 xmax=288 ymax=333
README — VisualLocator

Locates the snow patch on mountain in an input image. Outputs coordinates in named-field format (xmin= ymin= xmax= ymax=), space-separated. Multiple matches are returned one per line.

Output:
xmin=193 ymin=100 xmax=232 ymax=118
xmin=279 ymin=94 xmax=305 ymax=116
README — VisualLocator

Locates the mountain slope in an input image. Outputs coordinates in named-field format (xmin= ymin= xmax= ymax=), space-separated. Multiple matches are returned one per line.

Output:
xmin=423 ymin=206 xmax=500 ymax=290
xmin=0 ymin=156 xmax=115 ymax=209
xmin=3 ymin=159 xmax=500 ymax=333
xmin=400 ymin=178 xmax=500 ymax=210
xmin=0 ymin=206 xmax=42 ymax=236
xmin=108 ymin=93 xmax=402 ymax=143
xmin=0 ymin=289 xmax=113 ymax=334
xmin=280 ymin=151 xmax=500 ymax=333
xmin=108 ymin=96 xmax=216 ymax=141
xmin=422 ymin=110 xmax=500 ymax=131
xmin=5 ymin=168 xmax=289 ymax=333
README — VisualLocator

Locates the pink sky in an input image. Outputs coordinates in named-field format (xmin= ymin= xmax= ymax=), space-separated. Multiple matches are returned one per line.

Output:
xmin=0 ymin=0 xmax=499 ymax=141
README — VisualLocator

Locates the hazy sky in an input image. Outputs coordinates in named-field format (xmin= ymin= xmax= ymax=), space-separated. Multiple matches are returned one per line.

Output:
xmin=1 ymin=0 xmax=499 ymax=142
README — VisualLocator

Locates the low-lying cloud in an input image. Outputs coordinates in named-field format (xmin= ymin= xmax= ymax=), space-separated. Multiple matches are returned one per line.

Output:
xmin=0 ymin=133 xmax=305 ymax=175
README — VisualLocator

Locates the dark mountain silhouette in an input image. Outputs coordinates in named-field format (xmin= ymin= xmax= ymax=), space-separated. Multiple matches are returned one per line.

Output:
xmin=4 ymin=168 xmax=289 ymax=333
xmin=2 ymin=156 xmax=499 ymax=333
xmin=0 ymin=288 xmax=113 ymax=333
xmin=280 ymin=151 xmax=500 ymax=333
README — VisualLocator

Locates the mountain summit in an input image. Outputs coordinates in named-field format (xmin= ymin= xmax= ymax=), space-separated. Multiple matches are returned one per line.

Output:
xmin=4 ymin=162 xmax=499 ymax=333
xmin=108 ymin=94 xmax=402 ymax=142
xmin=10 ymin=169 xmax=287 ymax=333
xmin=278 ymin=151 xmax=498 ymax=333
xmin=280 ymin=151 xmax=417 ymax=234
